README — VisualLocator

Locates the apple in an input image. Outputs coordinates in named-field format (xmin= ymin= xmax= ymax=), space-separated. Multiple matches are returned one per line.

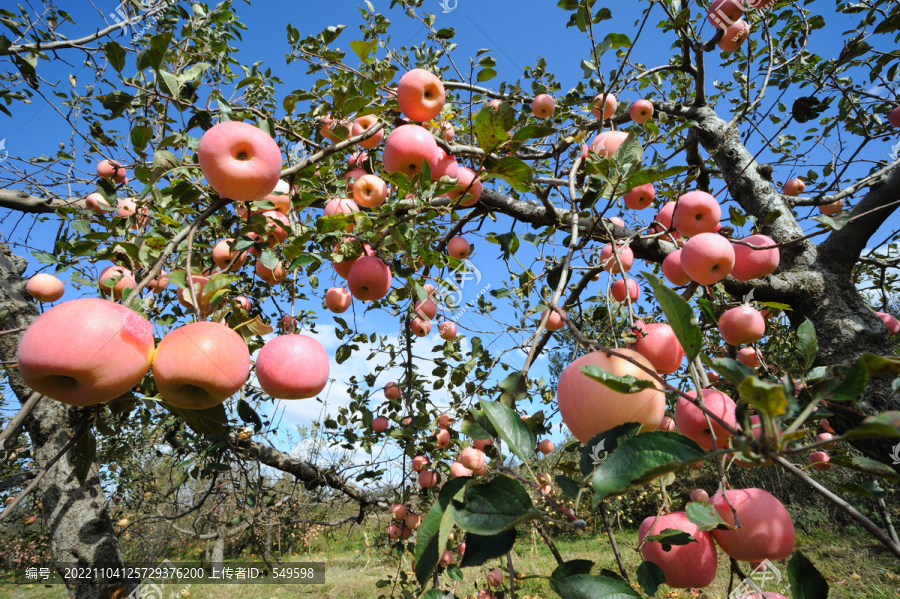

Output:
xmin=447 ymin=236 xmax=471 ymax=259
xmin=708 ymin=488 xmax=795 ymax=562
xmin=819 ymin=199 xmax=843 ymax=215
xmin=344 ymin=168 xmax=367 ymax=183
xmin=673 ymin=191 xmax=721 ymax=237
xmin=674 ymin=389 xmax=737 ymax=450
xmin=115 ymin=199 xmax=149 ymax=227
xmin=537 ymin=439 xmax=555 ymax=454
xmin=147 ymin=270 xmax=169 ymax=294
xmin=397 ymin=69 xmax=445 ymax=122
xmin=488 ymin=569 xmax=504 ymax=587
xmin=590 ymin=93 xmax=617 ymax=119
xmin=261 ymin=179 xmax=292 ymax=214
xmin=588 ymin=131 xmax=628 ymax=157
xmin=402 ymin=417 xmax=412 ymax=427
xmin=97 ymin=159 xmax=128 ymax=184
xmin=333 ymin=242 xmax=375 ymax=279
xmin=347 ymin=256 xmax=392 ymax=301
xmin=353 ymin=175 xmax=389 ymax=208
xmin=738 ymin=347 xmax=761 ymax=367
xmin=235 ymin=295 xmax=251 ymax=311
xmin=435 ymin=429 xmax=451 ymax=448
xmin=610 ymin=278 xmax=640 ymax=303
xmin=255 ymin=259 xmax=286 ymax=285
xmin=639 ymin=511 xmax=718 ymax=589
xmin=450 ymin=461 xmax=472 ymax=478
xmin=662 ymin=250 xmax=693 ymax=286
xmin=690 ymin=489 xmax=709 ymax=503
xmin=457 ymin=542 xmax=466 ymax=556
xmin=630 ymin=99 xmax=654 ymax=124
xmin=385 ymin=382 xmax=402 ymax=400
xmin=439 ymin=549 xmax=453 ymax=567
xmin=542 ymin=309 xmax=566 ymax=332
xmin=320 ymin=115 xmax=344 ymax=143
xmin=260 ymin=211 xmax=291 ymax=246
xmin=658 ymin=416 xmax=676 ymax=431
xmin=446 ymin=166 xmax=482 ymax=206
xmin=383 ymin=124 xmax=440 ymax=176
xmin=373 ymin=417 xmax=389 ymax=433
xmin=876 ymin=311 xmax=900 ymax=335
xmin=707 ymin=0 xmax=744 ymax=29
xmin=255 ymin=334 xmax=330 ymax=400
xmin=325 ymin=287 xmax=352 ymax=313
xmin=633 ymin=323 xmax=685 ymax=374
xmin=212 ymin=238 xmax=247 ymax=272
xmin=418 ymin=470 xmax=438 ymax=488
xmin=197 ymin=121 xmax=282 ymax=202
xmin=609 ymin=216 xmax=625 ymax=227
xmin=652 ymin=202 xmax=681 ymax=238
xmin=473 ymin=438 xmax=494 ymax=451
xmin=782 ymin=178 xmax=805 ymax=196
xmin=731 ymin=234 xmax=779 ymax=281
xmin=432 ymin=149 xmax=460 ymax=181
xmin=623 ymin=183 xmax=655 ymax=210
xmin=440 ymin=123 xmax=455 ymax=142
xmin=26 ymin=273 xmax=64 ymax=302
xmin=280 ymin=314 xmax=297 ymax=333
xmin=350 ymin=115 xmax=385 ymax=149
xmin=412 ymin=455 xmax=430 ymax=472
xmin=718 ymin=19 xmax=750 ymax=52
xmin=439 ymin=321 xmax=458 ymax=340
xmin=389 ymin=503 xmax=408 ymax=521
xmin=405 ymin=513 xmax=421 ymax=529
xmin=17 ymin=298 xmax=155 ymax=406
xmin=891 ymin=106 xmax=900 ymax=127
xmin=387 ymin=521 xmax=406 ymax=540
xmin=719 ymin=305 xmax=766 ymax=345
xmin=477 ymin=590 xmax=497 ymax=599
xmin=415 ymin=299 xmax=437 ymax=320
xmin=153 ymin=321 xmax=250 ymax=410
xmin=680 ymin=233 xmax=735 ymax=285
xmin=531 ymin=94 xmax=555 ymax=118
xmin=409 ymin=317 xmax=432 ymax=337
xmin=24 ymin=516 xmax=37 ymax=526
xmin=459 ymin=447 xmax=486 ymax=470
xmin=438 ymin=414 xmax=453 ymax=429
xmin=557 ymin=348 xmax=665 ymax=443
xmin=85 ymin=193 xmax=111 ymax=213
xmin=809 ymin=451 xmax=832 ymax=470
xmin=98 ymin=265 xmax=136 ymax=299
xmin=599 ymin=244 xmax=634 ymax=273
xmin=537 ymin=472 xmax=553 ymax=486
xmin=816 ymin=432 xmax=836 ymax=448
xmin=324 ymin=198 xmax=359 ymax=232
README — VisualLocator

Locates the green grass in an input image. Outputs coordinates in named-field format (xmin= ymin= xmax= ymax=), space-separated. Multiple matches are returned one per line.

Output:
xmin=1 ymin=529 xmax=898 ymax=598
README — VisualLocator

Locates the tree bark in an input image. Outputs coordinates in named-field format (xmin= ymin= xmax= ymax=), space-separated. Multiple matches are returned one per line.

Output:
xmin=0 ymin=241 xmax=134 ymax=599
xmin=211 ymin=531 xmax=225 ymax=577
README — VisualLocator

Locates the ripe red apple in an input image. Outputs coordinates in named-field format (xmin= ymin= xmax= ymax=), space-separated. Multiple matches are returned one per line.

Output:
xmin=718 ymin=19 xmax=750 ymax=52
xmin=731 ymin=234 xmax=779 ymax=281
xmin=97 ymin=159 xmax=128 ymax=183
xmin=542 ymin=309 xmax=566 ymax=332
xmin=876 ymin=311 xmax=900 ymax=335
xmin=488 ymin=569 xmax=504 ymax=587
xmin=373 ymin=417 xmax=389 ymax=433
xmin=680 ymin=233 xmax=735 ymax=285
xmin=255 ymin=334 xmax=330 ymax=400
xmin=197 ymin=121 xmax=282 ymax=202
xmin=590 ymin=93 xmax=617 ymax=119
xmin=610 ymin=278 xmax=640 ymax=303
xmin=435 ymin=429 xmax=451 ymax=448
xmin=153 ymin=321 xmax=251 ymax=410
xmin=537 ymin=439 xmax=555 ymax=454
xmin=344 ymin=168 xmax=367 ymax=183
xmin=261 ymin=179 xmax=292 ymax=214
xmin=387 ymin=521 xmax=406 ymax=540
xmin=690 ymin=489 xmax=709 ymax=503
xmin=809 ymin=451 xmax=832 ymax=470
xmin=708 ymin=0 xmax=744 ymax=29
xmin=234 ymin=295 xmax=251 ymax=311
xmin=148 ymin=270 xmax=169 ymax=293
xmin=439 ymin=321 xmax=457 ymax=340
xmin=708 ymin=488 xmax=796 ymax=562
xmin=17 ymin=298 xmax=154 ymax=406
xmin=347 ymin=256 xmax=392 ymax=301
xmin=633 ymin=323 xmax=685 ymax=375
xmin=383 ymin=124 xmax=441 ymax=176
xmin=782 ymin=178 xmax=805 ymax=197
xmin=432 ymin=149 xmax=460 ymax=181
xmin=260 ymin=210 xmax=291 ymax=246
xmin=719 ymin=305 xmax=766 ymax=345
xmin=459 ymin=447 xmax=485 ymax=470
xmin=397 ymin=69 xmax=445 ymax=122
xmin=439 ymin=549 xmax=453 ymax=567
xmin=450 ymin=461 xmax=472 ymax=478
xmin=280 ymin=315 xmax=297 ymax=333
xmin=891 ymin=106 xmax=900 ymax=127
xmin=556 ymin=348 xmax=665 ymax=443
xmin=26 ymin=273 xmax=64 ymax=302
xmin=325 ymin=287 xmax=352 ymax=313
xmin=415 ymin=299 xmax=437 ymax=320
xmin=816 ymin=432 xmax=836 ymax=449
xmin=319 ymin=115 xmax=344 ymax=143
xmin=333 ymin=242 xmax=375 ymax=279
xmin=589 ymin=131 xmax=628 ymax=158
xmin=85 ymin=193 xmax=112 ymax=213
xmin=663 ymin=250 xmax=693 ymax=286
xmin=255 ymin=259 xmax=286 ymax=285
xmin=674 ymin=389 xmax=737 ymax=450
xmin=738 ymin=347 xmax=761 ymax=367
xmin=405 ymin=513 xmax=421 ymax=529
xmin=457 ymin=542 xmax=466 ymax=556
xmin=98 ymin=265 xmax=136 ymax=299
xmin=353 ymin=175 xmax=388 ymax=208
xmin=609 ymin=216 xmax=625 ymax=227
xmin=409 ymin=317 xmax=432 ymax=337
xmin=473 ymin=438 xmax=494 ymax=451
xmin=385 ymin=382 xmax=402 ymax=400
xmin=531 ymin=94 xmax=555 ymax=118
xmin=638 ymin=511 xmax=718 ymax=588
xmin=212 ymin=238 xmax=247 ymax=272
xmin=446 ymin=166 xmax=482 ymax=206
xmin=390 ymin=503 xmax=408 ymax=521
xmin=629 ymin=99 xmax=654 ymax=124
xmin=412 ymin=455 xmax=429 ymax=472
xmin=447 ymin=236 xmax=471 ymax=259
xmin=658 ymin=416 xmax=676 ymax=431
xmin=673 ymin=191 xmax=721 ymax=237
xmin=418 ymin=470 xmax=437 ymax=488
xmin=350 ymin=114 xmax=385 ymax=150
xmin=623 ymin=183 xmax=655 ymax=210
xmin=819 ymin=199 xmax=843 ymax=215
xmin=652 ymin=202 xmax=681 ymax=238
xmin=438 ymin=414 xmax=453 ymax=429
xmin=599 ymin=244 xmax=634 ymax=273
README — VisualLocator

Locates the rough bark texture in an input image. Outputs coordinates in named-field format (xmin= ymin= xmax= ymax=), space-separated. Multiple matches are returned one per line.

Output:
xmin=0 ymin=241 xmax=134 ymax=599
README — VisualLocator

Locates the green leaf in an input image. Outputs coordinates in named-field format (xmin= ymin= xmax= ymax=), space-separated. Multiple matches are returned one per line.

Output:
xmin=796 ymin=319 xmax=818 ymax=372
xmin=480 ymin=399 xmax=536 ymax=463
xmin=68 ymin=430 xmax=97 ymax=486
xmin=580 ymin=423 xmax=642 ymax=477
xmin=237 ymin=398 xmax=263 ymax=432
xmin=788 ymin=550 xmax=829 ymax=599
xmin=812 ymin=359 xmax=868 ymax=402
xmin=474 ymin=103 xmax=517 ymax=152
xmin=104 ymin=41 xmax=127 ymax=73
xmin=642 ymin=273 xmax=701 ymax=360
xmin=483 ymin=156 xmax=533 ymax=192
xmin=579 ymin=365 xmax=657 ymax=394
xmin=498 ymin=371 xmax=528 ymax=406
xmin=476 ymin=67 xmax=497 ymax=82
xmin=349 ymin=40 xmax=377 ymax=60
xmin=159 ymin=69 xmax=181 ymax=97
xmin=164 ymin=402 xmax=229 ymax=436
xmin=511 ymin=125 xmax=556 ymax=142
xmin=335 ymin=344 xmax=352 ymax=364
xmin=147 ymin=32 xmax=171 ymax=71
xmin=701 ymin=355 xmax=756 ymax=386
xmin=844 ymin=411 xmax=900 ymax=439
xmin=550 ymin=573 xmax=640 ymax=599
xmin=150 ymin=149 xmax=179 ymax=185
xmin=31 ymin=251 xmax=57 ymax=264
xmin=458 ymin=529 xmax=517 ymax=568
xmin=858 ymin=353 xmax=900 ymax=377
xmin=636 ymin=561 xmax=665 ymax=597
xmin=450 ymin=475 xmax=542 ymax=535
xmin=555 ymin=474 xmax=582 ymax=499
xmin=834 ymin=480 xmax=887 ymax=499
xmin=415 ymin=477 xmax=469 ymax=585
xmin=131 ymin=125 xmax=153 ymax=152
xmin=685 ymin=501 xmax=729 ymax=532
xmin=830 ymin=455 xmax=900 ymax=483
xmin=446 ymin=564 xmax=463 ymax=581
xmin=737 ymin=376 xmax=789 ymax=418
xmin=642 ymin=528 xmax=697 ymax=549
xmin=460 ymin=409 xmax=496 ymax=440
xmin=591 ymin=432 xmax=705 ymax=502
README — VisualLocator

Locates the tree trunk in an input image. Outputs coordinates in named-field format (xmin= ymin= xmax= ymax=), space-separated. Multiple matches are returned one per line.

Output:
xmin=0 ymin=242 xmax=134 ymax=599
xmin=211 ymin=531 xmax=225 ymax=577
xmin=264 ymin=526 xmax=273 ymax=561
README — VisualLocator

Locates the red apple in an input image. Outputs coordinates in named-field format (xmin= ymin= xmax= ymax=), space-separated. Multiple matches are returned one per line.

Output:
xmin=325 ymin=287 xmax=352 ymax=313
xmin=809 ymin=451 xmax=832 ymax=470
xmin=639 ymin=511 xmax=718 ymax=588
xmin=537 ymin=439 xmax=555 ymax=454
xmin=198 ymin=121 xmax=282 ymax=202
xmin=658 ymin=416 xmax=676 ymax=431
xmin=212 ymin=238 xmax=247 ymax=272
xmin=261 ymin=210 xmax=290 ymax=246
xmin=405 ymin=513 xmax=421 ymax=529
xmin=439 ymin=321 xmax=458 ymax=340
xmin=412 ymin=455 xmax=430 ymax=472
xmin=473 ymin=438 xmax=494 ymax=451
xmin=488 ymin=569 xmax=504 ymax=587
xmin=17 ymin=298 xmax=154 ymax=406
xmin=708 ymin=0 xmax=744 ymax=29
xmin=630 ymin=99 xmax=654 ymax=124
xmin=541 ymin=309 xmax=566 ymax=332
xmin=439 ymin=549 xmax=453 ymax=567
xmin=652 ymin=201 xmax=681 ymax=238
xmin=599 ymin=244 xmax=634 ymax=273
xmin=738 ymin=347 xmax=761 ymax=367
xmin=876 ymin=311 xmax=900 ymax=335
xmin=385 ymin=382 xmax=402 ymax=400
xmin=708 ymin=488 xmax=795 ymax=562
xmin=719 ymin=305 xmax=766 ymax=345
xmin=623 ymin=183 xmax=655 ymax=210
xmin=85 ymin=193 xmax=112 ymax=213
xmin=674 ymin=389 xmax=737 ymax=450
xmin=673 ymin=191 xmax=721 ymax=237
xmin=350 ymin=115 xmax=385 ymax=150
xmin=610 ymin=278 xmax=640 ymax=303
xmin=415 ymin=299 xmax=437 ymax=320
xmin=153 ymin=321 xmax=251 ymax=409
xmin=387 ymin=521 xmax=406 ymax=540
xmin=234 ymin=295 xmax=251 ymax=311
xmin=26 ymin=273 xmax=64 ymax=302
xmin=731 ymin=234 xmax=779 ymax=281
xmin=383 ymin=124 xmax=440 ymax=176
xmin=438 ymin=414 xmax=453 ymax=429
xmin=609 ymin=216 xmax=625 ymax=227
xmin=409 ymin=317 xmax=432 ymax=337
xmin=344 ymin=168 xmax=367 ymax=183
xmin=782 ymin=178 xmax=805 ymax=197
xmin=718 ymin=19 xmax=750 ymax=52
xmin=261 ymin=179 xmax=292 ymax=215
xmin=390 ymin=503 xmax=408 ymax=521
xmin=663 ymin=250 xmax=693 ymax=286
xmin=459 ymin=447 xmax=485 ymax=470
xmin=255 ymin=259 xmax=286 ymax=285
xmin=98 ymin=265 xmax=136 ymax=299
xmin=255 ymin=334 xmax=330 ymax=399
xmin=588 ymin=131 xmax=628 ymax=158
xmin=418 ymin=470 xmax=437 ymax=488
xmin=531 ymin=94 xmax=555 ymax=118
xmin=447 ymin=236 xmax=471 ymax=259
xmin=816 ymin=432 xmax=836 ymax=448
xmin=97 ymin=159 xmax=127 ymax=183
xmin=818 ymin=199 xmax=843 ymax=215
xmin=680 ymin=233 xmax=735 ymax=285
xmin=556 ymin=348 xmax=665 ymax=443
xmin=891 ymin=106 xmax=900 ymax=127
xmin=690 ymin=489 xmax=709 ymax=503
xmin=373 ymin=417 xmax=389 ymax=433
xmin=633 ymin=323 xmax=685 ymax=375
xmin=450 ymin=461 xmax=472 ymax=478
xmin=397 ymin=69 xmax=445 ymax=122
xmin=432 ymin=149 xmax=460 ymax=181
xmin=435 ymin=429 xmax=451 ymax=448
xmin=353 ymin=175 xmax=388 ymax=208
xmin=446 ymin=166 xmax=482 ymax=206
xmin=590 ymin=93 xmax=617 ymax=119
xmin=333 ymin=242 xmax=375 ymax=279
